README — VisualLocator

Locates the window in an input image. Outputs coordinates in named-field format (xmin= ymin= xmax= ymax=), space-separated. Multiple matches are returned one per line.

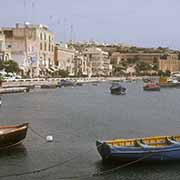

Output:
xmin=40 ymin=43 xmax=42 ymax=50
xmin=40 ymin=33 xmax=43 ymax=40
xmin=44 ymin=42 xmax=47 ymax=51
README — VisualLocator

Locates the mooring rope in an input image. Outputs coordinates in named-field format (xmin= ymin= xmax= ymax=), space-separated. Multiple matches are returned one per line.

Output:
xmin=0 ymin=144 xmax=155 ymax=180
xmin=29 ymin=126 xmax=46 ymax=140
xmin=0 ymin=126 xmax=158 ymax=179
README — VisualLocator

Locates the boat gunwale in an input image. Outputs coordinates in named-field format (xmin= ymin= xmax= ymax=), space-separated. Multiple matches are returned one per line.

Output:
xmin=102 ymin=135 xmax=180 ymax=148
xmin=0 ymin=123 xmax=29 ymax=135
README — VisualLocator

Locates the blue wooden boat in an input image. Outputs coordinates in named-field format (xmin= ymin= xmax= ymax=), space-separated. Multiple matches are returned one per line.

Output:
xmin=110 ymin=83 xmax=126 ymax=95
xmin=96 ymin=135 xmax=180 ymax=162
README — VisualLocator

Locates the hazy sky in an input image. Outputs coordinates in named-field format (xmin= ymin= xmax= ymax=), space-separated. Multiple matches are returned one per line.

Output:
xmin=0 ymin=0 xmax=180 ymax=49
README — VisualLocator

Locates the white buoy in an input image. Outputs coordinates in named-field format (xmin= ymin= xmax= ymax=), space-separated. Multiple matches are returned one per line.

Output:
xmin=46 ymin=135 xmax=53 ymax=142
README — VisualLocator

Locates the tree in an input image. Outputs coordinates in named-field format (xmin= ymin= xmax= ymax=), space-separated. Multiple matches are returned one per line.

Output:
xmin=0 ymin=61 xmax=4 ymax=70
xmin=1 ymin=60 xmax=20 ymax=73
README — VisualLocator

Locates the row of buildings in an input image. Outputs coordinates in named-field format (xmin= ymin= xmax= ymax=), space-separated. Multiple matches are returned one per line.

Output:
xmin=0 ymin=23 xmax=112 ymax=77
xmin=111 ymin=51 xmax=180 ymax=74
xmin=1 ymin=22 xmax=180 ymax=77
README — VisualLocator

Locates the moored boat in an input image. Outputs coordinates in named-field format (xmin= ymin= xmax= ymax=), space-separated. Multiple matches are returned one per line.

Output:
xmin=96 ymin=135 xmax=180 ymax=162
xmin=58 ymin=79 xmax=75 ymax=87
xmin=40 ymin=84 xmax=57 ymax=89
xmin=0 ymin=87 xmax=30 ymax=94
xmin=0 ymin=123 xmax=28 ymax=149
xmin=159 ymin=76 xmax=180 ymax=88
xmin=110 ymin=83 xmax=126 ymax=95
xmin=143 ymin=83 xmax=160 ymax=91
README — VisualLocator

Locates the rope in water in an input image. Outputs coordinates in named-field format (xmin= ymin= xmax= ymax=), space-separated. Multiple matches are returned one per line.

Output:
xmin=0 ymin=126 xmax=162 ymax=179
xmin=29 ymin=126 xmax=45 ymax=140
xmin=0 ymin=143 xmax=155 ymax=179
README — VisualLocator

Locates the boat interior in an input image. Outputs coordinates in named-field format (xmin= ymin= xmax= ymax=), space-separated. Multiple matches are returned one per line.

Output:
xmin=106 ymin=136 xmax=180 ymax=148
xmin=0 ymin=124 xmax=28 ymax=134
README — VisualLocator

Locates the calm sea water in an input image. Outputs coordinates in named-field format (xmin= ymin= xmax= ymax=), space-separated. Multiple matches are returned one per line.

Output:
xmin=1 ymin=81 xmax=180 ymax=180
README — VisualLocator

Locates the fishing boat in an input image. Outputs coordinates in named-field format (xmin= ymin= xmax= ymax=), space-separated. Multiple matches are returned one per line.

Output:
xmin=159 ymin=77 xmax=180 ymax=88
xmin=110 ymin=83 xmax=126 ymax=95
xmin=0 ymin=123 xmax=28 ymax=149
xmin=143 ymin=83 xmax=160 ymax=91
xmin=96 ymin=135 xmax=180 ymax=162
xmin=58 ymin=79 xmax=75 ymax=87
xmin=75 ymin=82 xmax=83 ymax=86
xmin=40 ymin=84 xmax=57 ymax=89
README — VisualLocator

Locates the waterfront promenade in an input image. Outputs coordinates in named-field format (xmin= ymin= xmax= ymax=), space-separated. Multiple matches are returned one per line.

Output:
xmin=1 ymin=77 xmax=144 ymax=88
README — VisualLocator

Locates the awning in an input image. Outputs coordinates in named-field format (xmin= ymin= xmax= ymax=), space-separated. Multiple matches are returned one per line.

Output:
xmin=47 ymin=68 xmax=54 ymax=73
xmin=50 ymin=66 xmax=58 ymax=71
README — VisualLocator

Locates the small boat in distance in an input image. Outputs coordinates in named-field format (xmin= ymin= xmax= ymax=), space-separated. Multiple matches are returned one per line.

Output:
xmin=0 ymin=97 xmax=2 ymax=106
xmin=96 ymin=135 xmax=180 ymax=162
xmin=110 ymin=83 xmax=126 ymax=95
xmin=143 ymin=83 xmax=160 ymax=91
xmin=40 ymin=84 xmax=57 ymax=89
xmin=0 ymin=123 xmax=28 ymax=149
xmin=58 ymin=79 xmax=75 ymax=87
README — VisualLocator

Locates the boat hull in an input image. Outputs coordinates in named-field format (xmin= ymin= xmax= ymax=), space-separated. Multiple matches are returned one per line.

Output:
xmin=0 ymin=123 xmax=28 ymax=149
xmin=96 ymin=141 xmax=180 ymax=162
xmin=110 ymin=84 xmax=126 ymax=95
xmin=160 ymin=83 xmax=180 ymax=88
xmin=143 ymin=87 xmax=160 ymax=91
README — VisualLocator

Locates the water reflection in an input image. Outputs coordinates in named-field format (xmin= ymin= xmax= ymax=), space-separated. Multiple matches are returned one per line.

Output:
xmin=0 ymin=144 xmax=27 ymax=158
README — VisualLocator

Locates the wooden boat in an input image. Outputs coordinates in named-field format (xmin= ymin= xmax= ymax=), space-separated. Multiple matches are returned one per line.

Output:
xmin=110 ymin=83 xmax=126 ymax=95
xmin=40 ymin=84 xmax=57 ymax=89
xmin=0 ymin=87 xmax=30 ymax=94
xmin=160 ymin=83 xmax=180 ymax=88
xmin=143 ymin=83 xmax=160 ymax=91
xmin=75 ymin=82 xmax=83 ymax=86
xmin=0 ymin=123 xmax=28 ymax=149
xmin=58 ymin=79 xmax=75 ymax=87
xmin=159 ymin=76 xmax=180 ymax=88
xmin=96 ymin=135 xmax=180 ymax=162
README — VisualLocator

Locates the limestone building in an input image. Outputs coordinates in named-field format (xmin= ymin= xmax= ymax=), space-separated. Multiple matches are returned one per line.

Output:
xmin=82 ymin=47 xmax=112 ymax=76
xmin=2 ymin=23 xmax=55 ymax=77
xmin=0 ymin=30 xmax=11 ymax=61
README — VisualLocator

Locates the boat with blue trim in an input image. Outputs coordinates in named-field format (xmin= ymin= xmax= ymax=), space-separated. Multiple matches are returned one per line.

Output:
xmin=96 ymin=135 xmax=180 ymax=162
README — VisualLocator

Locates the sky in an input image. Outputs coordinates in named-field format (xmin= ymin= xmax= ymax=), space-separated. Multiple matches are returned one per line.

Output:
xmin=0 ymin=0 xmax=180 ymax=49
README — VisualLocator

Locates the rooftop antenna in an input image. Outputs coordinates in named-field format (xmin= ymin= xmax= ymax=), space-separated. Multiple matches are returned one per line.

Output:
xmin=63 ymin=18 xmax=67 ymax=43
xmin=31 ymin=0 xmax=36 ymax=24
xmin=70 ymin=24 xmax=73 ymax=43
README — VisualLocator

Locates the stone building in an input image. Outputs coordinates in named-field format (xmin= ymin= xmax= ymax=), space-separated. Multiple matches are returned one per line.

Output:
xmin=2 ymin=23 xmax=55 ymax=77
xmin=54 ymin=43 xmax=76 ymax=76
xmin=0 ymin=30 xmax=11 ymax=61
xmin=159 ymin=54 xmax=180 ymax=72
xmin=74 ymin=53 xmax=92 ymax=77
xmin=82 ymin=47 xmax=112 ymax=76
xmin=111 ymin=52 xmax=163 ymax=64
